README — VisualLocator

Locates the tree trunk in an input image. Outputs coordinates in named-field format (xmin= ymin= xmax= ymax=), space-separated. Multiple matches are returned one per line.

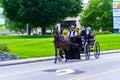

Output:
xmin=26 ymin=24 xmax=31 ymax=35
xmin=42 ymin=27 xmax=46 ymax=34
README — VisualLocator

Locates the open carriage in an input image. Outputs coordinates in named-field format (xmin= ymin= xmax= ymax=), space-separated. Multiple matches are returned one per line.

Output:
xmin=53 ymin=27 xmax=100 ymax=63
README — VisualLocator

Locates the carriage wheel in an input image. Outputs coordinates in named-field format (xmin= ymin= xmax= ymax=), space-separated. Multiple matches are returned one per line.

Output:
xmin=94 ymin=41 xmax=100 ymax=59
xmin=84 ymin=42 xmax=90 ymax=60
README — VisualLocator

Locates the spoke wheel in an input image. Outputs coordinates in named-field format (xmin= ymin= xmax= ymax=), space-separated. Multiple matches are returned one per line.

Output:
xmin=84 ymin=43 xmax=90 ymax=60
xmin=94 ymin=41 xmax=100 ymax=59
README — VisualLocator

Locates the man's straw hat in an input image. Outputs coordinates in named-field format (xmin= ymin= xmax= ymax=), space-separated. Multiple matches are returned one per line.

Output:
xmin=87 ymin=27 xmax=91 ymax=30
xmin=70 ymin=25 xmax=75 ymax=28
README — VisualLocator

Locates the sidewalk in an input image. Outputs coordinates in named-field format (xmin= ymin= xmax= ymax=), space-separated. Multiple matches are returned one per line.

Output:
xmin=0 ymin=49 xmax=120 ymax=66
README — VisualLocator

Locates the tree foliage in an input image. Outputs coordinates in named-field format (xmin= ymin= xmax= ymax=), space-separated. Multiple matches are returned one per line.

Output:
xmin=80 ymin=0 xmax=113 ymax=31
xmin=5 ymin=18 xmax=26 ymax=31
xmin=2 ymin=0 xmax=83 ymax=28
xmin=0 ymin=0 xmax=3 ymax=6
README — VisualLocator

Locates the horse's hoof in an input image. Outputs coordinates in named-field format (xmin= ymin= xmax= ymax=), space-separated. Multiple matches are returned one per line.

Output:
xmin=54 ymin=61 xmax=57 ymax=64
xmin=65 ymin=59 xmax=67 ymax=62
xmin=58 ymin=57 xmax=62 ymax=62
xmin=54 ymin=60 xmax=57 ymax=64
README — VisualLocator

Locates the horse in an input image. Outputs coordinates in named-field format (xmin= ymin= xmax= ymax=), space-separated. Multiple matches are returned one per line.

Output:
xmin=53 ymin=27 xmax=71 ymax=63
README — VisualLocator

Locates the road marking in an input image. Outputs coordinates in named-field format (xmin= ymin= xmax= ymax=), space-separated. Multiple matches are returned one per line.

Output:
xmin=0 ymin=53 xmax=120 ymax=78
xmin=0 ymin=60 xmax=93 ymax=78
xmin=56 ymin=69 xmax=75 ymax=75
xmin=0 ymin=59 xmax=97 ymax=78
xmin=68 ymin=68 xmax=120 ymax=80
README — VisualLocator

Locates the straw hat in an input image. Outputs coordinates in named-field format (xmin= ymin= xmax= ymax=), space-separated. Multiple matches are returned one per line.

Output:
xmin=87 ymin=27 xmax=91 ymax=30
xmin=70 ymin=25 xmax=75 ymax=29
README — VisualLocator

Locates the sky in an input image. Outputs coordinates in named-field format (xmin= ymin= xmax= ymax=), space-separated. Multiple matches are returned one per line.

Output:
xmin=0 ymin=8 xmax=5 ymax=24
xmin=83 ymin=0 xmax=89 ymax=3
xmin=0 ymin=0 xmax=89 ymax=25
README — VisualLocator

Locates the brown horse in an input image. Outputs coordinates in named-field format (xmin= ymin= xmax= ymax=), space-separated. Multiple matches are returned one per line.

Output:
xmin=53 ymin=27 xmax=70 ymax=63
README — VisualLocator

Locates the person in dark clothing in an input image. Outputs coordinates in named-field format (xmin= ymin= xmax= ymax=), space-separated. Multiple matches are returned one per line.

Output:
xmin=80 ymin=27 xmax=87 ymax=39
xmin=86 ymin=27 xmax=95 ymax=44
xmin=78 ymin=26 xmax=87 ymax=49
xmin=80 ymin=26 xmax=95 ymax=44
xmin=86 ymin=27 xmax=92 ymax=39
xmin=65 ymin=25 xmax=80 ymax=59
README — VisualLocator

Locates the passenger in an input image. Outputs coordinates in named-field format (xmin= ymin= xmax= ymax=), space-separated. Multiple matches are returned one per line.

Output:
xmin=80 ymin=26 xmax=93 ymax=40
xmin=86 ymin=27 xmax=92 ymax=38
xmin=79 ymin=26 xmax=87 ymax=48
xmin=80 ymin=26 xmax=87 ymax=39
xmin=62 ymin=28 xmax=68 ymax=35
xmin=76 ymin=28 xmax=81 ymax=35
xmin=86 ymin=27 xmax=95 ymax=44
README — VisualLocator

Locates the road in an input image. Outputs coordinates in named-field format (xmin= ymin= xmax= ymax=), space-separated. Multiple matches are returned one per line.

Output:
xmin=0 ymin=52 xmax=120 ymax=80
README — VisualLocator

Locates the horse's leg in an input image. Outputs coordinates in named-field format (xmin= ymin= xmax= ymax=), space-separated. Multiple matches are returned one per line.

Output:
xmin=54 ymin=48 xmax=57 ymax=64
xmin=80 ymin=53 xmax=81 ymax=60
xmin=59 ymin=50 xmax=64 ymax=59
xmin=56 ymin=49 xmax=62 ymax=62
xmin=64 ymin=49 xmax=68 ymax=62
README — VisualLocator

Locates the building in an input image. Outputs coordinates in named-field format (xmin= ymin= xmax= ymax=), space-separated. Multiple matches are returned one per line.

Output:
xmin=0 ymin=8 xmax=5 ymax=24
xmin=56 ymin=16 xmax=81 ymax=33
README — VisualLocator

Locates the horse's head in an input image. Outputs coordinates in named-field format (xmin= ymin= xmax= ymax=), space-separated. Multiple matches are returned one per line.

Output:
xmin=53 ymin=26 xmax=60 ymax=39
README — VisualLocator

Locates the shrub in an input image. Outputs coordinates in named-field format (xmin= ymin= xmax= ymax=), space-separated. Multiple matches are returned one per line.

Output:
xmin=95 ymin=31 xmax=112 ymax=35
xmin=0 ymin=34 xmax=54 ymax=39
xmin=0 ymin=44 xmax=9 ymax=52
xmin=62 ymin=29 xmax=68 ymax=35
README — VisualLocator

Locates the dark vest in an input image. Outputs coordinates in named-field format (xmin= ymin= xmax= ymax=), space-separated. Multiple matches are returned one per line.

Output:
xmin=69 ymin=31 xmax=75 ymax=37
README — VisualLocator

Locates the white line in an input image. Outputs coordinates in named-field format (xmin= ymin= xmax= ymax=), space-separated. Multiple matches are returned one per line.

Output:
xmin=68 ymin=68 xmax=120 ymax=80
xmin=56 ymin=69 xmax=75 ymax=75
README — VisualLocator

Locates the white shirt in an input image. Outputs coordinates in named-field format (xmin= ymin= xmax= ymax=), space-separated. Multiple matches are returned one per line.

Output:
xmin=86 ymin=30 xmax=90 ymax=35
xmin=68 ymin=31 xmax=78 ymax=37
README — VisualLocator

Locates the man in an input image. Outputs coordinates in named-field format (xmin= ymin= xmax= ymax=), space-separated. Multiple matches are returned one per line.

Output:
xmin=68 ymin=25 xmax=78 ymax=37
xmin=66 ymin=25 xmax=80 ymax=59
xmin=68 ymin=25 xmax=78 ymax=42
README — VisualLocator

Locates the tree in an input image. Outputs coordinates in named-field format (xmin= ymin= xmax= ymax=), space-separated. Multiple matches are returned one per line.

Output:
xmin=2 ymin=0 xmax=83 ymax=29
xmin=5 ymin=18 xmax=26 ymax=31
xmin=80 ymin=0 xmax=113 ymax=31
xmin=0 ymin=0 xmax=3 ymax=6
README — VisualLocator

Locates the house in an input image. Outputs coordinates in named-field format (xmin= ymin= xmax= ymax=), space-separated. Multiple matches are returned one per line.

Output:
xmin=56 ymin=16 xmax=81 ymax=33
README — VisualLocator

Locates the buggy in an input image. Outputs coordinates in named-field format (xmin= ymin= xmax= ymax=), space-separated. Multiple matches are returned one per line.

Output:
xmin=53 ymin=27 xmax=100 ymax=63
xmin=64 ymin=31 xmax=100 ymax=62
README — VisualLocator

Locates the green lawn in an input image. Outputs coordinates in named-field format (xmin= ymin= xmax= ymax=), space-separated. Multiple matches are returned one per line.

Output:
xmin=95 ymin=34 xmax=120 ymax=51
xmin=0 ymin=34 xmax=120 ymax=58
xmin=0 ymin=35 xmax=55 ymax=58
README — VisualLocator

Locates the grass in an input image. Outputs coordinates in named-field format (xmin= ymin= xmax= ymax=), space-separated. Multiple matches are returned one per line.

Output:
xmin=0 ymin=35 xmax=54 ymax=58
xmin=95 ymin=34 xmax=120 ymax=51
xmin=0 ymin=34 xmax=120 ymax=58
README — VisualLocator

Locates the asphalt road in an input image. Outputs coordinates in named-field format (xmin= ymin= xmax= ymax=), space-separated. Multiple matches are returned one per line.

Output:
xmin=0 ymin=52 xmax=120 ymax=80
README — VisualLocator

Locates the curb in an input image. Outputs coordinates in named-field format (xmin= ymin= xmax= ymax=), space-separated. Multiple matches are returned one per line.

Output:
xmin=0 ymin=49 xmax=120 ymax=67
xmin=0 ymin=56 xmax=54 ymax=67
